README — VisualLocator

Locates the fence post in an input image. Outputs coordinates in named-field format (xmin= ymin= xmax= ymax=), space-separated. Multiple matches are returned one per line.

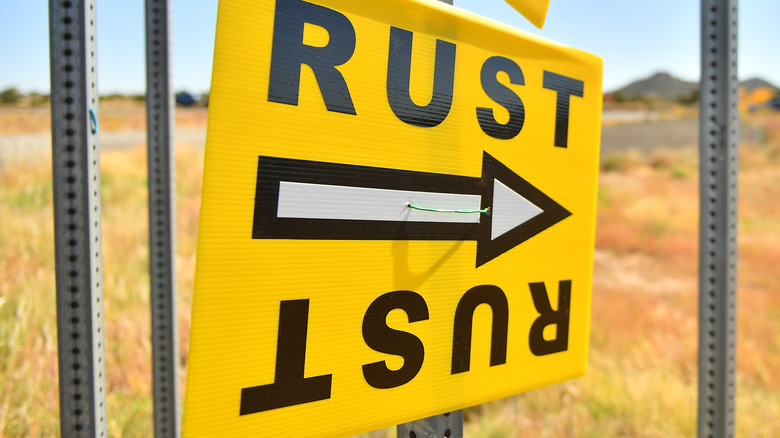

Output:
xmin=698 ymin=1 xmax=738 ymax=437
xmin=49 ymin=0 xmax=108 ymax=436
xmin=395 ymin=0 xmax=465 ymax=436
xmin=146 ymin=0 xmax=181 ymax=436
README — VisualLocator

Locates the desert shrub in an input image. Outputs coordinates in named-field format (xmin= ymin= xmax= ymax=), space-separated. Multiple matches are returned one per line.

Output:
xmin=0 ymin=87 xmax=21 ymax=104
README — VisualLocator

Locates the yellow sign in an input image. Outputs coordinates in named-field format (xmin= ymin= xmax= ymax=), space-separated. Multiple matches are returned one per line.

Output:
xmin=183 ymin=0 xmax=602 ymax=436
xmin=505 ymin=0 xmax=551 ymax=29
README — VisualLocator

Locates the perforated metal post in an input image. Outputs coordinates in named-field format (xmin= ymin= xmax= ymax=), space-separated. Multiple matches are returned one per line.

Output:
xmin=397 ymin=411 xmax=464 ymax=438
xmin=698 ymin=1 xmax=738 ymax=437
xmin=396 ymin=0 xmax=464 ymax=437
xmin=146 ymin=0 xmax=181 ymax=436
xmin=49 ymin=0 xmax=107 ymax=436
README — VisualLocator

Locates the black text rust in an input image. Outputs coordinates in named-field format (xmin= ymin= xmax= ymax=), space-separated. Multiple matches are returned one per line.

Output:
xmin=239 ymin=280 xmax=573 ymax=416
xmin=268 ymin=0 xmax=585 ymax=146
xmin=240 ymin=300 xmax=332 ymax=415
xmin=362 ymin=290 xmax=429 ymax=389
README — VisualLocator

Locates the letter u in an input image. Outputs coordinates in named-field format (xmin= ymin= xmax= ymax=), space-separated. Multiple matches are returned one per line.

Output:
xmin=386 ymin=27 xmax=456 ymax=127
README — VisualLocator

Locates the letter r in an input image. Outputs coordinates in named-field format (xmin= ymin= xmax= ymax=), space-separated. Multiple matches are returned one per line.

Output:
xmin=268 ymin=0 xmax=357 ymax=114
xmin=528 ymin=280 xmax=572 ymax=356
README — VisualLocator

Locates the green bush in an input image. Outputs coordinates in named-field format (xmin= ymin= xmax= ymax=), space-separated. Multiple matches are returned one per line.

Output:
xmin=0 ymin=87 xmax=21 ymax=104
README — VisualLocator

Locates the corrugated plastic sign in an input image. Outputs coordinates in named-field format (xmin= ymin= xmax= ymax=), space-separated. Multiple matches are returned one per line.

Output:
xmin=183 ymin=0 xmax=602 ymax=436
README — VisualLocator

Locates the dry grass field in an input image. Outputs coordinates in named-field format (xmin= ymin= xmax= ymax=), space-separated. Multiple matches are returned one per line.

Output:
xmin=2 ymin=103 xmax=780 ymax=436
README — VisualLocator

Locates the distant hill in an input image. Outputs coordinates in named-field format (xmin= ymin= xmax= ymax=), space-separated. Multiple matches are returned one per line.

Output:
xmin=610 ymin=72 xmax=779 ymax=101
xmin=611 ymin=72 xmax=697 ymax=100
xmin=740 ymin=77 xmax=779 ymax=93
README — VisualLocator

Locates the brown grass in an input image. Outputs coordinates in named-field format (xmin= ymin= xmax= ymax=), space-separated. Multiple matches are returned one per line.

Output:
xmin=2 ymin=107 xmax=780 ymax=436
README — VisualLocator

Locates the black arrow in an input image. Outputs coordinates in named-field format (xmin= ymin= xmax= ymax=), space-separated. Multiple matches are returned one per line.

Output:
xmin=253 ymin=152 xmax=571 ymax=267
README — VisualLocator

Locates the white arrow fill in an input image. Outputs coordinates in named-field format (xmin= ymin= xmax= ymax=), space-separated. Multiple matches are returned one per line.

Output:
xmin=277 ymin=181 xmax=482 ymax=223
xmin=491 ymin=179 xmax=543 ymax=240
xmin=277 ymin=179 xmax=545 ymax=240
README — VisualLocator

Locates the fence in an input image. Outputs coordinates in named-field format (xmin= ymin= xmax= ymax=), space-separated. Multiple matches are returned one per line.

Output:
xmin=47 ymin=0 xmax=738 ymax=437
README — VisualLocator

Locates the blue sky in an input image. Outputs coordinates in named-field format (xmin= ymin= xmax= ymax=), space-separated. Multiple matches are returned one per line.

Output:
xmin=1 ymin=1 xmax=778 ymax=94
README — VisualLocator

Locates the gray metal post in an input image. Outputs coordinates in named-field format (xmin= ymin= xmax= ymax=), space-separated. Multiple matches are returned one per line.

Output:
xmin=49 ymin=0 xmax=107 ymax=436
xmin=698 ymin=1 xmax=738 ymax=437
xmin=146 ymin=0 xmax=181 ymax=436
xmin=396 ymin=0 xmax=464 ymax=437
xmin=397 ymin=411 xmax=464 ymax=438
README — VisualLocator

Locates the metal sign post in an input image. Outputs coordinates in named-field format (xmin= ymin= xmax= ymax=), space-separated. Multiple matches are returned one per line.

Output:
xmin=397 ymin=411 xmax=463 ymax=438
xmin=397 ymin=3 xmax=744 ymax=438
xmin=49 ymin=0 xmax=108 ymax=436
xmin=146 ymin=0 xmax=181 ymax=437
xmin=394 ymin=0 xmax=465 ymax=435
xmin=698 ymin=1 xmax=738 ymax=437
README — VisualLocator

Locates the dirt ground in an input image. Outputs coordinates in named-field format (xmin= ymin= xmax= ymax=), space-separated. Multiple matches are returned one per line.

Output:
xmin=0 ymin=104 xmax=208 ymax=168
xmin=600 ymin=116 xmax=761 ymax=159
xmin=0 ymin=104 xmax=706 ymax=159
xmin=2 ymin=104 xmax=761 ymax=157
xmin=0 ymin=102 xmax=208 ymax=135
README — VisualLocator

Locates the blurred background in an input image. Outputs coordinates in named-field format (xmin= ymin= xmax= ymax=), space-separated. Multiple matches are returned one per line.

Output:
xmin=1 ymin=1 xmax=779 ymax=436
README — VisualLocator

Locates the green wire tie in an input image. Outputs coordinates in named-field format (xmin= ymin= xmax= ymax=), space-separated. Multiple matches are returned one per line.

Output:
xmin=407 ymin=202 xmax=490 ymax=215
